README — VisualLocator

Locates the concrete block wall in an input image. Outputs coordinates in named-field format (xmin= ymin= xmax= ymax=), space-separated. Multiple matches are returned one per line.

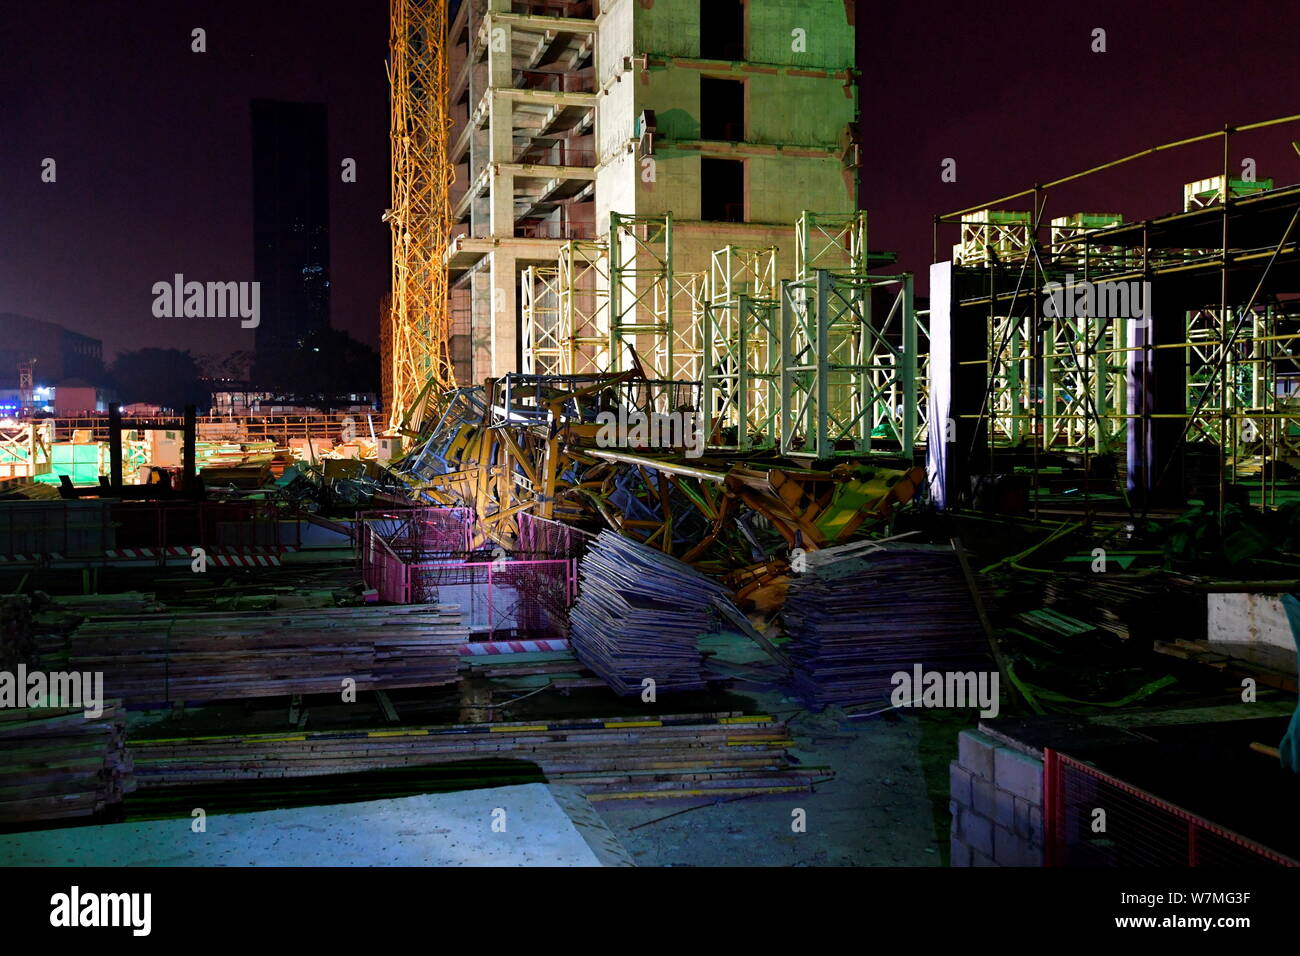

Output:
xmin=949 ymin=730 xmax=1045 ymax=867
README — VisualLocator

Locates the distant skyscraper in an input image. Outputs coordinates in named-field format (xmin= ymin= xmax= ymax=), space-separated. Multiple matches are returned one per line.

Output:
xmin=251 ymin=99 xmax=330 ymax=383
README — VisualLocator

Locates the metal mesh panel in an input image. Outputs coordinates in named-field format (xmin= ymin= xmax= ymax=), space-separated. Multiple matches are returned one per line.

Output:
xmin=361 ymin=531 xmax=410 ymax=604
xmin=408 ymin=558 xmax=573 ymax=640
xmin=359 ymin=509 xmax=576 ymax=639
xmin=1045 ymin=750 xmax=1297 ymax=867
xmin=516 ymin=511 xmax=593 ymax=559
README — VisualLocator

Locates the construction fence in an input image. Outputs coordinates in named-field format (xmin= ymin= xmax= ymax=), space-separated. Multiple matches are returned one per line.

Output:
xmin=359 ymin=508 xmax=589 ymax=640
xmin=1043 ymin=749 xmax=1298 ymax=867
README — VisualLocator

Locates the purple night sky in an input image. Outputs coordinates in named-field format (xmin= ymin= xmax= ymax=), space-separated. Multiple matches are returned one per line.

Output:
xmin=2 ymin=0 xmax=1296 ymax=363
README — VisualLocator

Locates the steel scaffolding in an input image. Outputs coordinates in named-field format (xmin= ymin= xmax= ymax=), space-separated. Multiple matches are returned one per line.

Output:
xmin=519 ymin=210 xmax=920 ymax=461
xmin=797 ymin=210 xmax=868 ymax=276
xmin=520 ymin=264 xmax=562 ymax=375
xmin=665 ymin=270 xmax=706 ymax=384
xmin=521 ymin=240 xmax=610 ymax=375
xmin=608 ymin=211 xmax=674 ymax=380
xmin=779 ymin=269 xmax=917 ymax=459
xmin=702 ymin=246 xmax=780 ymax=451
xmin=931 ymin=112 xmax=1300 ymax=511
xmin=559 ymin=239 xmax=612 ymax=374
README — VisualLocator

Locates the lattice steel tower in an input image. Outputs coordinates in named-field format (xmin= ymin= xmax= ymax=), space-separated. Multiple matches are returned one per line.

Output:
xmin=385 ymin=0 xmax=455 ymax=432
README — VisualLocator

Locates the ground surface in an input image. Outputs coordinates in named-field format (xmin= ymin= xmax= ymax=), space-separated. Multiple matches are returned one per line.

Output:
xmin=0 ymin=784 xmax=628 ymax=867
xmin=594 ymin=687 xmax=970 ymax=867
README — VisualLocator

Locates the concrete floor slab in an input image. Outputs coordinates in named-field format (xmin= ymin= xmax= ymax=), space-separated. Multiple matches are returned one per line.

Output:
xmin=0 ymin=783 xmax=632 ymax=867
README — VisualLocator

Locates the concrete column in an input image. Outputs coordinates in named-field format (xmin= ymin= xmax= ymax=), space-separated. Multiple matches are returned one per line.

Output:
xmin=487 ymin=90 xmax=514 ymax=237
xmin=1126 ymin=288 xmax=1186 ymax=506
xmin=926 ymin=262 xmax=988 ymax=509
xmin=470 ymin=266 xmax=493 ymax=384
xmin=489 ymin=249 xmax=519 ymax=378
xmin=489 ymin=169 xmax=514 ymax=237
xmin=485 ymin=17 xmax=512 ymax=89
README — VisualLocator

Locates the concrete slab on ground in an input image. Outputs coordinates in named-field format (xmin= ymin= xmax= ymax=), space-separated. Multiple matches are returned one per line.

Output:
xmin=595 ymin=700 xmax=958 ymax=867
xmin=0 ymin=783 xmax=633 ymax=867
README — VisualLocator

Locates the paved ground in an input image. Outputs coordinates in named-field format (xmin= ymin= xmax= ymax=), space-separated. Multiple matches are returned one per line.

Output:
xmin=595 ymin=687 xmax=973 ymax=867
xmin=0 ymin=784 xmax=628 ymax=867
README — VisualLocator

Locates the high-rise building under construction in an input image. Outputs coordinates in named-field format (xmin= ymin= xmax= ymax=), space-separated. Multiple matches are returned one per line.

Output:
xmin=440 ymin=0 xmax=859 ymax=385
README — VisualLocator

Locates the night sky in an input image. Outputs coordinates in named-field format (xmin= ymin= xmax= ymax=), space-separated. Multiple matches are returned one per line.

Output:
xmin=862 ymin=0 xmax=1300 ymax=284
xmin=1 ymin=0 xmax=391 ymax=362
xmin=2 ymin=0 xmax=1297 ymax=364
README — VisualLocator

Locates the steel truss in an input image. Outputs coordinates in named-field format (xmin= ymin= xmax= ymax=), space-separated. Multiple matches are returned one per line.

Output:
xmin=934 ymin=111 xmax=1300 ymax=509
xmin=797 ymin=210 xmax=868 ymax=276
xmin=387 ymin=0 xmax=455 ymax=432
xmin=520 ymin=210 xmax=920 ymax=460
xmin=608 ymin=212 xmax=675 ymax=381
xmin=702 ymin=246 xmax=780 ymax=451
xmin=780 ymin=270 xmax=917 ymax=459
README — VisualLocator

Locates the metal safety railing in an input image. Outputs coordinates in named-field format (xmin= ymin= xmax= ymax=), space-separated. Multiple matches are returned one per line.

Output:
xmin=358 ymin=507 xmax=581 ymax=639
xmin=1044 ymin=748 xmax=1299 ymax=867
xmin=47 ymin=413 xmax=374 ymax=445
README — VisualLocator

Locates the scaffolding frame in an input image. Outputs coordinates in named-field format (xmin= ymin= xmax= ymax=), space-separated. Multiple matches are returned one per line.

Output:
xmin=796 ymin=210 xmax=868 ymax=277
xmin=933 ymin=112 xmax=1300 ymax=512
xmin=664 ymin=270 xmax=706 ymax=384
xmin=517 ymin=210 xmax=921 ymax=461
xmin=520 ymin=265 xmax=562 ymax=375
xmin=559 ymin=239 xmax=612 ymax=374
xmin=702 ymin=246 xmax=781 ymax=451
xmin=608 ymin=211 xmax=674 ymax=379
xmin=780 ymin=269 xmax=917 ymax=459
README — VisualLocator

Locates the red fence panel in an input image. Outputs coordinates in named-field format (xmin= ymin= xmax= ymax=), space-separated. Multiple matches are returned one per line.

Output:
xmin=359 ymin=508 xmax=579 ymax=640
xmin=1044 ymin=749 xmax=1298 ymax=867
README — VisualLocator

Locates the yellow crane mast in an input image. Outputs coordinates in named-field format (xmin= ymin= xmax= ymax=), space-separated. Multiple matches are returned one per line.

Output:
xmin=385 ymin=0 xmax=454 ymax=434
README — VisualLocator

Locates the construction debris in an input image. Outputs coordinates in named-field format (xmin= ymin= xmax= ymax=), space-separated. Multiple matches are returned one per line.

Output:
xmin=388 ymin=373 xmax=924 ymax=579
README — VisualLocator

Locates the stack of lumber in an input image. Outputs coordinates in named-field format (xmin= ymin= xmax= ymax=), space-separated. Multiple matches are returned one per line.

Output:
xmin=1155 ymin=638 xmax=1298 ymax=693
xmin=1041 ymin=577 xmax=1141 ymax=641
xmin=68 ymin=605 xmax=469 ymax=706
xmin=783 ymin=544 xmax=992 ymax=708
xmin=569 ymin=532 xmax=728 ymax=695
xmin=0 ymin=703 xmax=135 ymax=823
xmin=2 ymin=594 xmax=35 ymax=670
xmin=1016 ymin=607 xmax=1096 ymax=638
xmin=132 ymin=712 xmax=816 ymax=800
xmin=47 ymin=592 xmax=164 ymax=615
xmin=1040 ymin=575 xmax=1193 ymax=643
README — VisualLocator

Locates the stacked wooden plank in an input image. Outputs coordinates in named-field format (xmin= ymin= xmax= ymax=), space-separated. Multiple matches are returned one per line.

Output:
xmin=2 ymin=594 xmax=35 ymax=670
xmin=1040 ymin=576 xmax=1191 ymax=643
xmin=131 ymin=712 xmax=816 ymax=800
xmin=783 ymin=544 xmax=992 ymax=708
xmin=1155 ymin=638 xmax=1299 ymax=694
xmin=68 ymin=605 xmax=469 ymax=706
xmin=0 ymin=703 xmax=135 ymax=823
xmin=46 ymin=592 xmax=165 ymax=615
xmin=569 ymin=532 xmax=728 ymax=695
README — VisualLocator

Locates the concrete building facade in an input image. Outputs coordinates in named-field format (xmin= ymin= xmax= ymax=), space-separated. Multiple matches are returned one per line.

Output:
xmin=445 ymin=0 xmax=858 ymax=384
